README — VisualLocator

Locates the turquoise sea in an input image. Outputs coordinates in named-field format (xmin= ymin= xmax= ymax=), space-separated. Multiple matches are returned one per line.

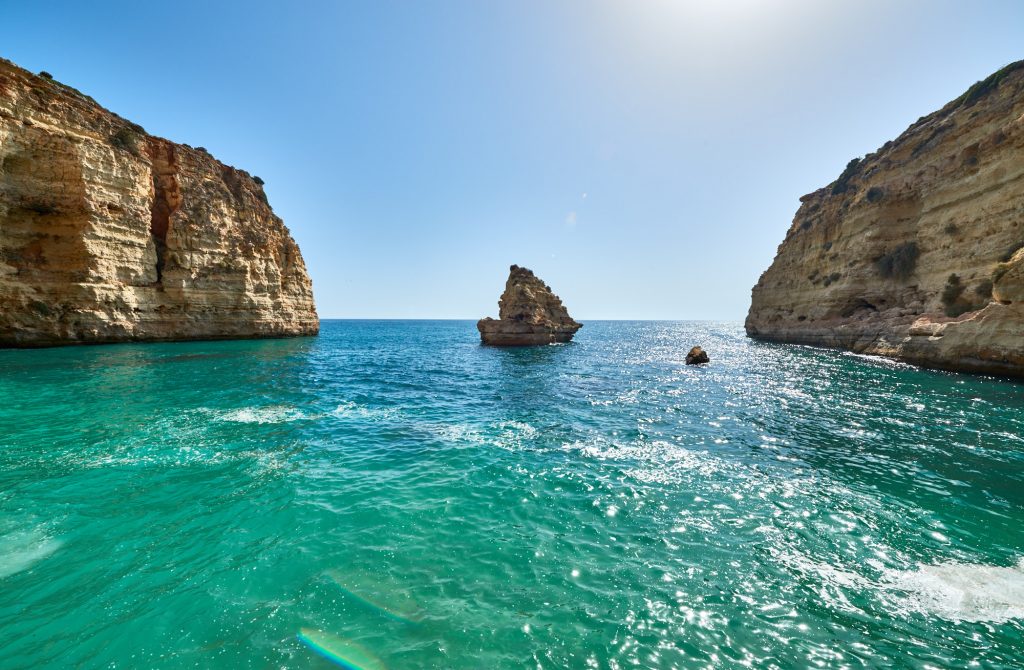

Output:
xmin=2 ymin=320 xmax=1024 ymax=669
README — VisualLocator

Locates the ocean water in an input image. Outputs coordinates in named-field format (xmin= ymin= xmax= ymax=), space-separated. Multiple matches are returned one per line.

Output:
xmin=2 ymin=320 xmax=1024 ymax=669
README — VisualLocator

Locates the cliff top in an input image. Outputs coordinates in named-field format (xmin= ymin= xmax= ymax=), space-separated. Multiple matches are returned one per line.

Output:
xmin=0 ymin=57 xmax=267 ymax=190
xmin=802 ymin=59 xmax=1024 ymax=203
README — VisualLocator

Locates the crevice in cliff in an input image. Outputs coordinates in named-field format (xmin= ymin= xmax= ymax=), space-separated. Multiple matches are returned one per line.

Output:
xmin=146 ymin=140 xmax=181 ymax=287
xmin=840 ymin=299 xmax=879 ymax=318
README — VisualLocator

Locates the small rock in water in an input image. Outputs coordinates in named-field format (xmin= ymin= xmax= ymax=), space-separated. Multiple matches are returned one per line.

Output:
xmin=686 ymin=346 xmax=709 ymax=365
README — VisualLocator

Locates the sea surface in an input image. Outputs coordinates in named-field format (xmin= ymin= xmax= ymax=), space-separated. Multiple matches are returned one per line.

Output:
xmin=2 ymin=320 xmax=1024 ymax=669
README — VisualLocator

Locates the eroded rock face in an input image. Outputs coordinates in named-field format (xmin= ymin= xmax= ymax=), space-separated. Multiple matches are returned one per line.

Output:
xmin=0 ymin=59 xmax=318 ymax=346
xmin=477 ymin=265 xmax=582 ymax=345
xmin=747 ymin=61 xmax=1024 ymax=377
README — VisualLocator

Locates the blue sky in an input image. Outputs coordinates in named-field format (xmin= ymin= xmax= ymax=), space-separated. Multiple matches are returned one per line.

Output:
xmin=3 ymin=1 xmax=1022 ymax=319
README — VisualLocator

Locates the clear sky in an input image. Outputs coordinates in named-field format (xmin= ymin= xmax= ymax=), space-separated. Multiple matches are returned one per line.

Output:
xmin=3 ymin=1 xmax=1022 ymax=319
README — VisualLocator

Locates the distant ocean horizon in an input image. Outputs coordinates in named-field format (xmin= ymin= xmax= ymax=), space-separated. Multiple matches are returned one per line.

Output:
xmin=2 ymin=320 xmax=1023 ymax=668
xmin=316 ymin=318 xmax=748 ymax=322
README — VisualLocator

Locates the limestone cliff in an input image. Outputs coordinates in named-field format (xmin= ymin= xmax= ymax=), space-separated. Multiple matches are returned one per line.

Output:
xmin=747 ymin=61 xmax=1024 ymax=377
xmin=0 ymin=58 xmax=318 ymax=346
xmin=478 ymin=265 xmax=582 ymax=345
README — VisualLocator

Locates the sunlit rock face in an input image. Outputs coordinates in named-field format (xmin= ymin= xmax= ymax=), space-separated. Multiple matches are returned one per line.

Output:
xmin=747 ymin=61 xmax=1024 ymax=377
xmin=477 ymin=265 xmax=582 ymax=345
xmin=0 ymin=58 xmax=318 ymax=346
xmin=685 ymin=346 xmax=709 ymax=365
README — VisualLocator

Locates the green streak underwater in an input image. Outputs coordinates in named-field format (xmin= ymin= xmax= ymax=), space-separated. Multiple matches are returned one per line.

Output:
xmin=2 ymin=321 xmax=1024 ymax=669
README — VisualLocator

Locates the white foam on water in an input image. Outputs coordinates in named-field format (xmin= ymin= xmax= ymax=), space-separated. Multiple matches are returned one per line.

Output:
xmin=885 ymin=558 xmax=1024 ymax=623
xmin=496 ymin=420 xmax=536 ymax=438
xmin=64 ymin=409 xmax=303 ymax=472
xmin=332 ymin=402 xmax=397 ymax=421
xmin=565 ymin=438 xmax=727 ymax=485
xmin=491 ymin=420 xmax=538 ymax=450
xmin=214 ymin=406 xmax=308 ymax=424
xmin=841 ymin=351 xmax=916 ymax=369
xmin=429 ymin=422 xmax=485 ymax=445
xmin=0 ymin=527 xmax=63 ymax=579
xmin=426 ymin=420 xmax=538 ymax=451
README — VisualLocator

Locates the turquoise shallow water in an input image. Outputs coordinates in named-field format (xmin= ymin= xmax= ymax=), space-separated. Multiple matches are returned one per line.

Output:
xmin=2 ymin=320 xmax=1024 ymax=669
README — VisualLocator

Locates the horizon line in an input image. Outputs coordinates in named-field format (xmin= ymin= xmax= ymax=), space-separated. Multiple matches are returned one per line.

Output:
xmin=317 ymin=317 xmax=746 ymax=322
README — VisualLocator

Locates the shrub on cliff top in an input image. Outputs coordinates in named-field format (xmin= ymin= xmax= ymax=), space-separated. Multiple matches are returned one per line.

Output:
xmin=956 ymin=60 xmax=1024 ymax=108
xmin=110 ymin=128 xmax=141 ymax=157
xmin=875 ymin=242 xmax=919 ymax=280
xmin=831 ymin=158 xmax=862 ymax=195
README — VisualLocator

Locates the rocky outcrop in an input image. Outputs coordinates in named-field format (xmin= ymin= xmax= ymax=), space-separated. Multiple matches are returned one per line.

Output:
xmin=747 ymin=61 xmax=1024 ymax=377
xmin=0 ymin=59 xmax=318 ymax=346
xmin=685 ymin=346 xmax=709 ymax=365
xmin=477 ymin=265 xmax=582 ymax=345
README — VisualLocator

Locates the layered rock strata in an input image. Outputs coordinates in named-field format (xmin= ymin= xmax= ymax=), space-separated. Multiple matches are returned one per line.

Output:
xmin=477 ymin=265 xmax=582 ymax=345
xmin=0 ymin=58 xmax=318 ymax=346
xmin=747 ymin=61 xmax=1024 ymax=377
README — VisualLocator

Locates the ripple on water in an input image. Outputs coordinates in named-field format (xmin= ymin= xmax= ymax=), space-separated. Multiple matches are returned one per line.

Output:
xmin=1 ymin=321 xmax=1023 ymax=670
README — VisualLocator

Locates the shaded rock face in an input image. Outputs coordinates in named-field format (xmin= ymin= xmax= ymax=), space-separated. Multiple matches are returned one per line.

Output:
xmin=747 ymin=61 xmax=1024 ymax=377
xmin=685 ymin=346 xmax=708 ymax=365
xmin=477 ymin=265 xmax=582 ymax=345
xmin=0 ymin=59 xmax=318 ymax=346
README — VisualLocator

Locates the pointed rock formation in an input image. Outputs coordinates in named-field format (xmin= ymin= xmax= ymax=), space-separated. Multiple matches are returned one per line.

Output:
xmin=477 ymin=265 xmax=582 ymax=345
xmin=0 ymin=58 xmax=318 ymax=346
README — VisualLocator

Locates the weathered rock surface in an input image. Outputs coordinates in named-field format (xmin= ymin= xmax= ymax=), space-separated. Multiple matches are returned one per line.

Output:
xmin=477 ymin=265 xmax=582 ymax=345
xmin=747 ymin=61 xmax=1024 ymax=377
xmin=685 ymin=346 xmax=709 ymax=365
xmin=0 ymin=58 xmax=318 ymax=346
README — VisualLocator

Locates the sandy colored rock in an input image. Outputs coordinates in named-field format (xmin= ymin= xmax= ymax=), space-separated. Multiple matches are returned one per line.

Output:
xmin=685 ymin=346 xmax=709 ymax=365
xmin=0 ymin=59 xmax=318 ymax=346
xmin=746 ymin=61 xmax=1024 ymax=377
xmin=477 ymin=265 xmax=582 ymax=345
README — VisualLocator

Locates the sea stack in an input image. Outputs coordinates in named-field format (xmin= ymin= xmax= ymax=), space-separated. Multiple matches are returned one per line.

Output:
xmin=477 ymin=265 xmax=582 ymax=345
xmin=746 ymin=61 xmax=1024 ymax=377
xmin=0 ymin=59 xmax=318 ymax=346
